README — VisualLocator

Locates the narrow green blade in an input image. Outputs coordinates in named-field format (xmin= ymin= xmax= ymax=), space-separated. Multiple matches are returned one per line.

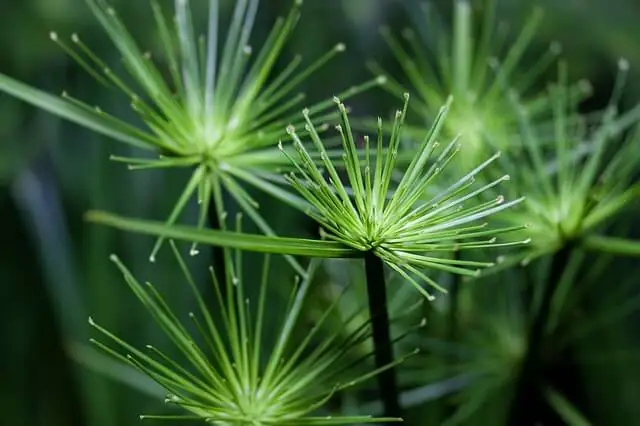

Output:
xmin=583 ymin=234 xmax=640 ymax=256
xmin=86 ymin=210 xmax=360 ymax=258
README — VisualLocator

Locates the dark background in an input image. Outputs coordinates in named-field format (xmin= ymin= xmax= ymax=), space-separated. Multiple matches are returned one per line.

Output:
xmin=1 ymin=1 xmax=640 ymax=425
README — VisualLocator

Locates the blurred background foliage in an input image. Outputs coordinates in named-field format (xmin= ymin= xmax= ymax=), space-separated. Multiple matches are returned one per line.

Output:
xmin=1 ymin=0 xmax=640 ymax=425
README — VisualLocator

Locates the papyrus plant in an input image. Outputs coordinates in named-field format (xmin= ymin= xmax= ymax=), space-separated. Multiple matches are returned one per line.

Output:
xmin=87 ymin=95 xmax=527 ymax=418
xmin=281 ymin=94 xmax=527 ymax=299
xmin=495 ymin=61 xmax=640 ymax=265
xmin=93 ymin=240 xmax=410 ymax=424
xmin=372 ymin=0 xmax=591 ymax=169
xmin=279 ymin=94 xmax=528 ymax=416
xmin=0 ymin=0 xmax=382 ymax=266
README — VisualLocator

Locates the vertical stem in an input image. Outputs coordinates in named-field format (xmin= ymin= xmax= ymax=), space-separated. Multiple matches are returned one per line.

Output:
xmin=364 ymin=251 xmax=401 ymax=418
xmin=208 ymin=200 xmax=227 ymax=291
xmin=507 ymin=243 xmax=574 ymax=426
xmin=445 ymin=251 xmax=461 ymax=418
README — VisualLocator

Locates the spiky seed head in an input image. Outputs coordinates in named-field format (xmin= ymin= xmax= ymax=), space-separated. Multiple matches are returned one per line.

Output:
xmin=91 ymin=244 xmax=407 ymax=424
xmin=282 ymin=96 xmax=527 ymax=299
xmin=496 ymin=61 xmax=640 ymax=259
xmin=0 ymin=0 xmax=385 ymax=265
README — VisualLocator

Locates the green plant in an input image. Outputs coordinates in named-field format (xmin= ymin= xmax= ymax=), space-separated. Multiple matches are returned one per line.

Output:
xmin=94 ymin=241 xmax=408 ymax=424
xmin=3 ymin=0 xmax=640 ymax=425
xmin=0 ymin=0 xmax=381 ymax=267
xmin=371 ymin=0 xmax=584 ymax=169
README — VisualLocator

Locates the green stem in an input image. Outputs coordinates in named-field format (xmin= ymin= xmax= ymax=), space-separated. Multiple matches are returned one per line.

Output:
xmin=364 ymin=252 xmax=401 ymax=418
xmin=207 ymin=200 xmax=227 ymax=291
xmin=507 ymin=243 xmax=574 ymax=425
xmin=583 ymin=234 xmax=640 ymax=256
xmin=445 ymin=251 xmax=462 ymax=418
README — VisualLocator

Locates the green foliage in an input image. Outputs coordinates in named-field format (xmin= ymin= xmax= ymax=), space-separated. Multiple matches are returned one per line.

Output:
xmin=0 ymin=0 xmax=383 ymax=267
xmin=374 ymin=0 xmax=575 ymax=169
xmin=497 ymin=61 xmax=640 ymax=262
xmin=2 ymin=0 xmax=640 ymax=425
xmin=281 ymin=95 xmax=526 ymax=299
xmin=93 ymin=242 xmax=405 ymax=424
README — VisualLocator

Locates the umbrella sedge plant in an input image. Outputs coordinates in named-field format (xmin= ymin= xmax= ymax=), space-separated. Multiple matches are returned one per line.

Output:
xmin=367 ymin=1 xmax=589 ymax=391
xmin=91 ymin=237 xmax=414 ymax=424
xmin=4 ymin=0 xmax=640 ymax=424
xmin=492 ymin=60 xmax=640 ymax=267
xmin=480 ymin=60 xmax=640 ymax=425
xmin=85 ymin=94 xmax=529 ymax=418
xmin=371 ymin=0 xmax=592 ymax=170
xmin=0 ymin=0 xmax=384 ymax=275
xmin=278 ymin=93 xmax=529 ymax=416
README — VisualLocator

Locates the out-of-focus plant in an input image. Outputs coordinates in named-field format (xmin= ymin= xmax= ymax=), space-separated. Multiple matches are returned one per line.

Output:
xmin=372 ymin=0 xmax=590 ymax=169
xmin=496 ymin=61 xmax=640 ymax=265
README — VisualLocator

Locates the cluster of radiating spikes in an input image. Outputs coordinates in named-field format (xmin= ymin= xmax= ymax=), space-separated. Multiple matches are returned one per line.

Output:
xmin=370 ymin=0 xmax=592 ymax=170
xmin=280 ymin=94 xmax=529 ymax=300
xmin=89 ymin=235 xmax=417 ymax=424
xmin=494 ymin=58 xmax=640 ymax=263
xmin=29 ymin=0 xmax=385 ymax=266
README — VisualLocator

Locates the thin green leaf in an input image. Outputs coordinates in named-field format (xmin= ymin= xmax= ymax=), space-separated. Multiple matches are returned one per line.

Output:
xmin=86 ymin=210 xmax=359 ymax=258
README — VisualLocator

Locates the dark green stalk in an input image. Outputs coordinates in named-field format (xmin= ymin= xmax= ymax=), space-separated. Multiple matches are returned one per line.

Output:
xmin=364 ymin=251 xmax=401 ymax=418
xmin=445 ymin=251 xmax=462 ymax=419
xmin=207 ymin=202 xmax=227 ymax=292
xmin=507 ymin=243 xmax=574 ymax=425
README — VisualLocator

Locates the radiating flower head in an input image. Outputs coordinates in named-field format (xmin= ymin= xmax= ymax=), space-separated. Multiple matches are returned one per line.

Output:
xmin=496 ymin=61 xmax=640 ymax=262
xmin=372 ymin=0 xmax=590 ymax=169
xmin=0 ymin=0 xmax=383 ymax=263
xmin=280 ymin=94 xmax=528 ymax=299
xmin=90 ymin=240 xmax=409 ymax=424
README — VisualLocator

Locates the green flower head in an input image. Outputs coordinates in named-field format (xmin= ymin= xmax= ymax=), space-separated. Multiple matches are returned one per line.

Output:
xmin=0 ymin=0 xmax=382 ymax=261
xmin=280 ymin=94 xmax=528 ymax=300
xmin=373 ymin=0 xmax=590 ymax=168
xmin=497 ymin=61 xmax=640 ymax=260
xmin=90 ymin=241 xmax=409 ymax=424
